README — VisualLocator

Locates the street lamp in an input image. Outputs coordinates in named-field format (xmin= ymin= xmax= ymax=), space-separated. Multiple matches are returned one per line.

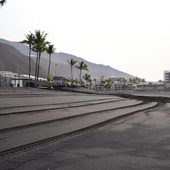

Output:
xmin=55 ymin=64 xmax=57 ymax=77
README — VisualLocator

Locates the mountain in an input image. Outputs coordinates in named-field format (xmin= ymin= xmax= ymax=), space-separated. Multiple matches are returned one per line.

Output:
xmin=0 ymin=42 xmax=47 ymax=77
xmin=0 ymin=38 xmax=134 ymax=79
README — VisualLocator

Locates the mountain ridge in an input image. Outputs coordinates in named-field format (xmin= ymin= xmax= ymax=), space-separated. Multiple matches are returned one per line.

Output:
xmin=0 ymin=42 xmax=47 ymax=77
xmin=0 ymin=38 xmax=134 ymax=79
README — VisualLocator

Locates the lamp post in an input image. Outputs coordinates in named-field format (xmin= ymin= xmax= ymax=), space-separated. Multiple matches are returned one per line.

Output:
xmin=55 ymin=64 xmax=57 ymax=76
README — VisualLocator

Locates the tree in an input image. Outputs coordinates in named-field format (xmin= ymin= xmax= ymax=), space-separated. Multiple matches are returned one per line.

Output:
xmin=141 ymin=78 xmax=146 ymax=83
xmin=46 ymin=44 xmax=56 ymax=77
xmin=101 ymin=75 xmax=104 ymax=82
xmin=75 ymin=78 xmax=79 ymax=85
xmin=135 ymin=77 xmax=139 ymax=84
xmin=83 ymin=73 xmax=91 ymax=86
xmin=148 ymin=82 xmax=153 ymax=86
xmin=62 ymin=77 xmax=66 ymax=85
xmin=148 ymin=82 xmax=153 ymax=90
xmin=70 ymin=79 xmax=75 ymax=86
xmin=89 ymin=78 xmax=92 ymax=89
xmin=122 ymin=84 xmax=127 ymax=90
xmin=75 ymin=61 xmax=89 ymax=82
xmin=32 ymin=30 xmax=49 ymax=87
xmin=0 ymin=0 xmax=6 ymax=6
xmin=105 ymin=81 xmax=112 ymax=90
xmin=93 ymin=78 xmax=96 ymax=85
xmin=43 ymin=75 xmax=52 ymax=88
xmin=132 ymin=78 xmax=136 ymax=84
xmin=100 ymin=75 xmax=105 ymax=86
xmin=67 ymin=59 xmax=77 ymax=80
xmin=129 ymin=78 xmax=132 ymax=83
xmin=158 ymin=80 xmax=162 ymax=83
xmin=124 ymin=79 xmax=127 ymax=83
xmin=20 ymin=32 xmax=34 ymax=80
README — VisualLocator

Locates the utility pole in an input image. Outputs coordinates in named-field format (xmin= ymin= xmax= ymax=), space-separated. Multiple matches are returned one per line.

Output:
xmin=55 ymin=64 xmax=57 ymax=76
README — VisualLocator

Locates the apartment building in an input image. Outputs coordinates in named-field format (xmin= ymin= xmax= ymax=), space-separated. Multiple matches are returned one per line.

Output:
xmin=114 ymin=82 xmax=124 ymax=90
xmin=110 ymin=76 xmax=126 ymax=83
xmin=118 ymin=77 xmax=126 ymax=83
xmin=110 ymin=76 xmax=117 ymax=83
xmin=164 ymin=70 xmax=170 ymax=88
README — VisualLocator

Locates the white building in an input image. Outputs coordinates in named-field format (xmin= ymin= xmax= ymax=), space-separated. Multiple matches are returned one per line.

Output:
xmin=110 ymin=76 xmax=117 ymax=83
xmin=164 ymin=70 xmax=170 ymax=89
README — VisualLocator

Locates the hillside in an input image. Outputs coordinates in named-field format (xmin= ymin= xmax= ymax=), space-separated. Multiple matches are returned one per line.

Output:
xmin=0 ymin=42 xmax=47 ymax=77
xmin=0 ymin=38 xmax=134 ymax=79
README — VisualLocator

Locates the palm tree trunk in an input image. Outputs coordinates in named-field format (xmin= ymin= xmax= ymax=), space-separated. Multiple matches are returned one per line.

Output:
xmin=48 ymin=54 xmax=51 ymax=76
xmin=29 ymin=45 xmax=31 ymax=78
xmin=34 ymin=52 xmax=39 ymax=87
xmin=28 ymin=45 xmax=31 ymax=87
xmin=36 ymin=53 xmax=41 ymax=87
xmin=71 ymin=66 xmax=73 ymax=79
xmin=79 ymin=69 xmax=82 ymax=82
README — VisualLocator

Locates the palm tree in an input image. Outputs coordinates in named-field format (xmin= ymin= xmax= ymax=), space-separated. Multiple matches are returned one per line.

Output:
xmin=135 ymin=77 xmax=138 ymax=84
xmin=43 ymin=75 xmax=52 ymax=88
xmin=93 ymin=78 xmax=96 ymax=86
xmin=83 ymin=73 xmax=91 ymax=86
xmin=20 ymin=32 xmax=34 ymax=79
xmin=75 ymin=61 xmax=89 ymax=82
xmin=148 ymin=82 xmax=153 ymax=85
xmin=129 ymin=78 xmax=132 ymax=83
xmin=141 ymin=78 xmax=146 ymax=83
xmin=93 ymin=78 xmax=97 ymax=90
xmin=75 ymin=78 xmax=79 ymax=85
xmin=67 ymin=59 xmax=77 ymax=80
xmin=0 ymin=0 xmax=6 ymax=6
xmin=46 ymin=44 xmax=56 ymax=76
xmin=100 ymin=75 xmax=105 ymax=90
xmin=89 ymin=78 xmax=92 ymax=89
xmin=32 ymin=30 xmax=49 ymax=87
xmin=70 ymin=79 xmax=75 ymax=86
xmin=132 ymin=78 xmax=136 ymax=84
xmin=62 ymin=77 xmax=67 ymax=86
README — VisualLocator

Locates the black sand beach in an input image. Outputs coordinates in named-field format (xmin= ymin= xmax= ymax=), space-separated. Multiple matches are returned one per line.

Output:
xmin=0 ymin=87 xmax=170 ymax=170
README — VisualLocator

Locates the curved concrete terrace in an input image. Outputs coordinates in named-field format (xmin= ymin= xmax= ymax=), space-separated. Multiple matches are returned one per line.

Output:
xmin=0 ymin=87 xmax=170 ymax=170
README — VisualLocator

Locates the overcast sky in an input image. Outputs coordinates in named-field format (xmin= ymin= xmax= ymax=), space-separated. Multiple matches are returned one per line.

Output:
xmin=1 ymin=0 xmax=170 ymax=81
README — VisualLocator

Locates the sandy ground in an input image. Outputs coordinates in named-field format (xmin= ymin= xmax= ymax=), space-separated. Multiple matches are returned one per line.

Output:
xmin=0 ymin=87 xmax=170 ymax=170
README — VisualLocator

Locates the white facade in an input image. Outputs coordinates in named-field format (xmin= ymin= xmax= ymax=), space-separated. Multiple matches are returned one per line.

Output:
xmin=164 ymin=70 xmax=169 ymax=82
xmin=110 ymin=76 xmax=117 ymax=83
xmin=164 ymin=70 xmax=170 ymax=89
